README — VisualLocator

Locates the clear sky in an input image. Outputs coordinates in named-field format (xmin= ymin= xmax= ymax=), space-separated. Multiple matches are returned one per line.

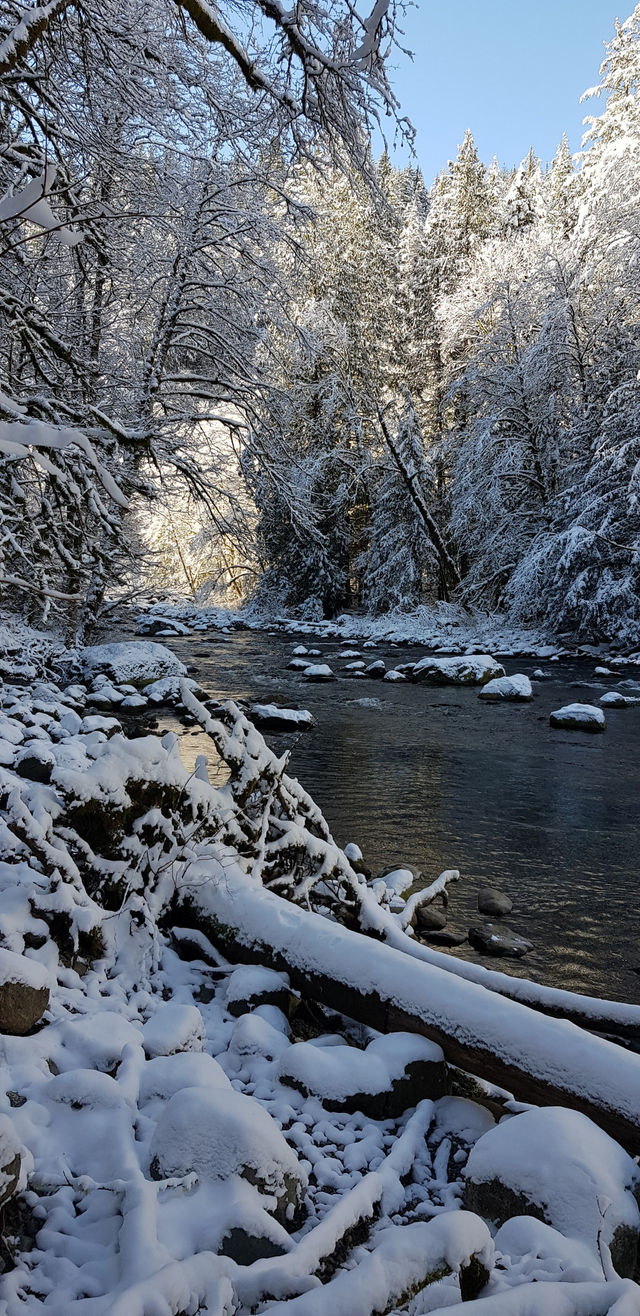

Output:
xmin=386 ymin=0 xmax=627 ymax=182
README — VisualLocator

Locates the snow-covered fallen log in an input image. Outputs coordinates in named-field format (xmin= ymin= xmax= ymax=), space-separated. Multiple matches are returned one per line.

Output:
xmin=180 ymin=864 xmax=640 ymax=1154
xmin=181 ymin=684 xmax=640 ymax=1044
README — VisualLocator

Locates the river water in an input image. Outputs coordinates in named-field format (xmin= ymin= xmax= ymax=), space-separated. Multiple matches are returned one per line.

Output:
xmin=156 ymin=628 xmax=640 ymax=1004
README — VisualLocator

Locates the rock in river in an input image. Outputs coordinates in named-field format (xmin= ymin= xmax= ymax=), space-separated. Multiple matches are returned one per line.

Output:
xmin=478 ymin=674 xmax=532 ymax=701
xmin=248 ymin=703 xmax=315 ymax=732
xmin=549 ymin=703 xmax=606 ymax=732
xmin=412 ymin=655 xmax=506 ymax=686
xmin=303 ymin=664 xmax=336 ymax=683
xmin=477 ymin=888 xmax=513 ymax=917
xmin=468 ymin=922 xmax=532 ymax=958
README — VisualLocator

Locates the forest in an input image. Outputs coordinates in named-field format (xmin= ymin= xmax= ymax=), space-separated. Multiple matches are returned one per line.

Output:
xmin=1 ymin=3 xmax=640 ymax=1315
xmin=1 ymin=0 xmax=639 ymax=644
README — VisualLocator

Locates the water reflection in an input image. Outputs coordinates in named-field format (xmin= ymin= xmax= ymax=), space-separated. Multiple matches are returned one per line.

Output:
xmin=160 ymin=630 xmax=640 ymax=1003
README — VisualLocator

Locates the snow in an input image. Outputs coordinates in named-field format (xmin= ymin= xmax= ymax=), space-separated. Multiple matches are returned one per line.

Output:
xmin=550 ymin=703 xmax=606 ymax=731
xmin=249 ymin=703 xmax=315 ymax=727
xmin=194 ymin=865 xmax=640 ymax=1136
xmin=478 ymin=674 xmax=532 ymax=701
xmin=413 ymin=654 xmax=506 ymax=685
xmin=0 ymin=651 xmax=637 ymax=1314
xmin=0 ymin=946 xmax=51 ymax=992
xmin=142 ymin=1003 xmax=205 ymax=1057
xmin=149 ymin=1085 xmax=306 ymax=1192
xmin=465 ymin=1107 xmax=640 ymax=1257
xmin=278 ymin=1033 xmax=444 ymax=1104
xmin=600 ymin=691 xmax=640 ymax=707
xmin=74 ymin=641 xmax=187 ymax=683
xmin=302 ymin=664 xmax=336 ymax=681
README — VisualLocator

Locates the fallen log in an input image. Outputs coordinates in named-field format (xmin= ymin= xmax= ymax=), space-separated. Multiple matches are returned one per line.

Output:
xmin=178 ymin=864 xmax=640 ymax=1155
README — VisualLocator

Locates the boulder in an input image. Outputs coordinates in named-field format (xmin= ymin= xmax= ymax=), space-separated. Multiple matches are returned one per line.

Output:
xmin=383 ymin=670 xmax=405 ymax=682
xmin=149 ymin=1086 xmax=307 ymax=1227
xmin=225 ymin=965 xmax=295 ymax=1019
xmin=468 ymin=923 xmax=532 ymax=958
xmin=0 ymin=949 xmax=50 ymax=1034
xmin=248 ymin=704 xmax=315 ymax=733
xmin=365 ymin=660 xmax=386 ymax=678
xmin=76 ymin=642 xmax=187 ymax=684
xmin=477 ymin=888 xmax=513 ymax=917
xmin=142 ymin=1003 xmax=205 ymax=1058
xmin=463 ymin=1106 xmax=640 ymax=1278
xmin=420 ymin=928 xmax=467 ymax=947
xmin=600 ymin=691 xmax=640 ymax=707
xmin=15 ymin=746 xmax=55 ymax=783
xmin=277 ymin=1032 xmax=447 ymax=1117
xmin=415 ymin=905 xmax=448 ymax=932
xmin=478 ymin=674 xmax=532 ymax=702
xmin=412 ymin=655 xmax=506 ymax=686
xmin=302 ymin=664 xmax=336 ymax=683
xmin=549 ymin=703 xmax=606 ymax=733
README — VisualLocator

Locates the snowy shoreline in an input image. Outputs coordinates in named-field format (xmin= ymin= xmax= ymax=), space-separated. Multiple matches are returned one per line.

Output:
xmin=0 ymin=631 xmax=638 ymax=1313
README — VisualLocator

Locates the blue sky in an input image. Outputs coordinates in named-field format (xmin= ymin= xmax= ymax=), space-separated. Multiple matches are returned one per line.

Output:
xmin=386 ymin=1 xmax=626 ymax=182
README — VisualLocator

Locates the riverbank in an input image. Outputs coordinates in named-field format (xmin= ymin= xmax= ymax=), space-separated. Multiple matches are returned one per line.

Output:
xmin=0 ymin=626 xmax=639 ymax=1314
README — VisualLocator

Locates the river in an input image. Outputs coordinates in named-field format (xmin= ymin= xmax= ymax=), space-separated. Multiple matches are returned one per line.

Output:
xmin=153 ymin=626 xmax=640 ymax=1004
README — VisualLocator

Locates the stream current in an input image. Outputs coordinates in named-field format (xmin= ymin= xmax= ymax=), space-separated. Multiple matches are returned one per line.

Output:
xmin=152 ymin=627 xmax=640 ymax=1004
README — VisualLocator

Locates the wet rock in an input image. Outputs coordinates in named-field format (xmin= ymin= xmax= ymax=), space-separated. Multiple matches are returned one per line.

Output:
xmin=415 ymin=905 xmax=448 ymax=932
xmin=0 ymin=950 xmax=50 ymax=1034
xmin=468 ymin=923 xmax=532 ymax=958
xmin=421 ymin=928 xmax=468 ymax=946
xmin=477 ymin=888 xmax=513 ymax=917
xmin=550 ymin=703 xmax=606 ymax=732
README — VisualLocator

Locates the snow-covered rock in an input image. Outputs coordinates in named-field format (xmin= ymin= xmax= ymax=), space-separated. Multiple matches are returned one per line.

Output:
xmin=139 ymin=1052 xmax=231 ymax=1106
xmin=142 ymin=1002 xmax=205 ymax=1057
xmin=302 ymin=664 xmax=336 ymax=682
xmin=77 ymin=641 xmax=187 ymax=683
xmin=149 ymin=1086 xmax=307 ymax=1225
xmin=136 ymin=615 xmax=192 ymax=637
xmin=464 ymin=1107 xmax=640 ymax=1277
xmin=383 ymin=669 xmax=405 ymax=682
xmin=277 ymin=1032 xmax=447 ymax=1117
xmin=225 ymin=965 xmax=293 ymax=1018
xmin=550 ymin=703 xmax=606 ymax=733
xmin=478 ymin=674 xmax=532 ymax=701
xmin=600 ymin=691 xmax=640 ymax=707
xmin=0 ymin=948 xmax=50 ymax=1034
xmin=248 ymin=704 xmax=315 ymax=732
xmin=412 ymin=654 xmax=506 ymax=686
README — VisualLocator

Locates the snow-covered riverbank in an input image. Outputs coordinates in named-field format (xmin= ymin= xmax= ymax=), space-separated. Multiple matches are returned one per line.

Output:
xmin=0 ymin=629 xmax=638 ymax=1313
